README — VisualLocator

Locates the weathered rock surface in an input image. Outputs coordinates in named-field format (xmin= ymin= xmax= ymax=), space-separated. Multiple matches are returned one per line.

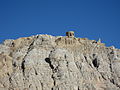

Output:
xmin=0 ymin=34 xmax=120 ymax=90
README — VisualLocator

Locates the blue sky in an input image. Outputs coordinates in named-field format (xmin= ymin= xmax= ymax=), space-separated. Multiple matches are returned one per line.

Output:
xmin=0 ymin=0 xmax=120 ymax=48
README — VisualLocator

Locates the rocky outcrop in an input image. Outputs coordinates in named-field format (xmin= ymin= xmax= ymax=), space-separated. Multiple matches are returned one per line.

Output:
xmin=0 ymin=33 xmax=120 ymax=90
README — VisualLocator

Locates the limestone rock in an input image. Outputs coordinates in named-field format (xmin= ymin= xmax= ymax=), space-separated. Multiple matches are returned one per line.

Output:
xmin=0 ymin=33 xmax=120 ymax=90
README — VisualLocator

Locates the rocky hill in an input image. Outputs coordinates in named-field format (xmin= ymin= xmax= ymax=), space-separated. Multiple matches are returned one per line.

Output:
xmin=0 ymin=31 xmax=120 ymax=90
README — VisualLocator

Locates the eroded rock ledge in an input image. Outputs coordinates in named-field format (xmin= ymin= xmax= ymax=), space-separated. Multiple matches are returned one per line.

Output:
xmin=0 ymin=32 xmax=120 ymax=90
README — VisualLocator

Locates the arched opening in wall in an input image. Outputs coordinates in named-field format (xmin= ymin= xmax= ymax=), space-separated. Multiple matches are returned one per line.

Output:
xmin=92 ymin=58 xmax=99 ymax=68
xmin=70 ymin=33 xmax=72 ymax=37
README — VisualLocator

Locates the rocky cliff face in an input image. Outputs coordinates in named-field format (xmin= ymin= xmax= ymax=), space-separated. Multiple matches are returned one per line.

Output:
xmin=0 ymin=34 xmax=120 ymax=90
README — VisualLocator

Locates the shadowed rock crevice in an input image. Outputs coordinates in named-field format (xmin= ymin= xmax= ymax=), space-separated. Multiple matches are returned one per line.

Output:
xmin=45 ymin=58 xmax=54 ymax=69
xmin=21 ymin=60 xmax=25 ymax=75
xmin=92 ymin=58 xmax=99 ymax=68
xmin=45 ymin=57 xmax=56 ymax=90
xmin=20 ymin=38 xmax=36 ymax=76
